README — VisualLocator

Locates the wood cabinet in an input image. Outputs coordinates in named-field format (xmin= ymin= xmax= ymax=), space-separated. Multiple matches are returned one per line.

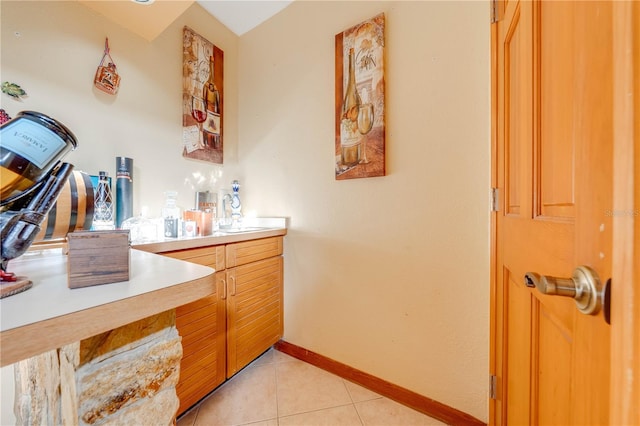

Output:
xmin=225 ymin=237 xmax=283 ymax=377
xmin=161 ymin=236 xmax=283 ymax=416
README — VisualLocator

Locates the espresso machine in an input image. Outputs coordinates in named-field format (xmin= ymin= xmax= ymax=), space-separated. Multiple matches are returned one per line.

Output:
xmin=0 ymin=111 xmax=78 ymax=297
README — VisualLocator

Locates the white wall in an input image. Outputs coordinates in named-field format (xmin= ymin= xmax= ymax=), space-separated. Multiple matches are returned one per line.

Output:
xmin=237 ymin=1 xmax=491 ymax=420
xmin=1 ymin=0 xmax=491 ymax=422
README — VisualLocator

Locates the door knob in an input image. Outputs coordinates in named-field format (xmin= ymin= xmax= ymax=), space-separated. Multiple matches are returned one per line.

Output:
xmin=524 ymin=266 xmax=603 ymax=315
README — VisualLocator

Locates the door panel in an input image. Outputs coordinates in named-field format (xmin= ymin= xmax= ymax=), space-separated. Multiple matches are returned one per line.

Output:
xmin=538 ymin=1 xmax=575 ymax=220
xmin=494 ymin=0 xmax=612 ymax=423
xmin=226 ymin=256 xmax=283 ymax=377
xmin=504 ymin=2 xmax=526 ymax=216
xmin=504 ymin=270 xmax=531 ymax=425
xmin=535 ymin=303 xmax=571 ymax=426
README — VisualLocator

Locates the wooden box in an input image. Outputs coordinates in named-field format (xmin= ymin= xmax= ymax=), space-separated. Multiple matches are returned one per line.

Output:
xmin=67 ymin=230 xmax=130 ymax=289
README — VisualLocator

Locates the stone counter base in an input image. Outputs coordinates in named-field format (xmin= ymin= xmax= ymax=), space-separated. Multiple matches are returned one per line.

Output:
xmin=14 ymin=310 xmax=181 ymax=425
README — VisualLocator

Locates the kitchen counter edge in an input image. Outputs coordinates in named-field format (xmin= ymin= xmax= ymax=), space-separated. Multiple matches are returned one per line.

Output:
xmin=132 ymin=227 xmax=288 ymax=253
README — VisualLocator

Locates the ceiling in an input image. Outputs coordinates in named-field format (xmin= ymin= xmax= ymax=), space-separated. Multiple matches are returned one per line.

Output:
xmin=196 ymin=1 xmax=293 ymax=36
xmin=79 ymin=0 xmax=293 ymax=41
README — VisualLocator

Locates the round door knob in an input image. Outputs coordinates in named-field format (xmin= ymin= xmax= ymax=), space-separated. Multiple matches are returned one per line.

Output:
xmin=524 ymin=266 xmax=603 ymax=315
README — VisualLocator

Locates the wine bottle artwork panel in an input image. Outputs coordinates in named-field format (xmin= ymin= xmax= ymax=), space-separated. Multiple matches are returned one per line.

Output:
xmin=335 ymin=13 xmax=386 ymax=180
xmin=182 ymin=26 xmax=224 ymax=164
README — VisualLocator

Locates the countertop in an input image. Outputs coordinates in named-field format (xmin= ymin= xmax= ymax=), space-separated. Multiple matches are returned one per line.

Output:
xmin=0 ymin=248 xmax=215 ymax=367
xmin=131 ymin=219 xmax=288 ymax=253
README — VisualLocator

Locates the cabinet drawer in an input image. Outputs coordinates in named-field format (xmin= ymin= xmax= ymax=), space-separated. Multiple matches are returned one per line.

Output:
xmin=162 ymin=245 xmax=225 ymax=269
xmin=226 ymin=236 xmax=283 ymax=268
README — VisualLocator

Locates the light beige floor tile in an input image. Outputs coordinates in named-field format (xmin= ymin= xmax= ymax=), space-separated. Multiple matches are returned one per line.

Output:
xmin=249 ymin=348 xmax=276 ymax=367
xmin=176 ymin=406 xmax=198 ymax=426
xmin=239 ymin=418 xmax=278 ymax=426
xmin=276 ymin=358 xmax=352 ymax=417
xmin=272 ymin=349 xmax=297 ymax=364
xmin=279 ymin=404 xmax=364 ymax=426
xmin=195 ymin=364 xmax=277 ymax=426
xmin=343 ymin=380 xmax=383 ymax=403
xmin=355 ymin=398 xmax=448 ymax=426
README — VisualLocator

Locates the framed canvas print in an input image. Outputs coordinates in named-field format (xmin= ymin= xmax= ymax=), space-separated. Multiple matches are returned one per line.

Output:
xmin=335 ymin=13 xmax=386 ymax=180
xmin=182 ymin=26 xmax=224 ymax=164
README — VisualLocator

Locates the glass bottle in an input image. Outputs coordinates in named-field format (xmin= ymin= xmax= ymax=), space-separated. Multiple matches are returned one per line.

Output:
xmin=0 ymin=111 xmax=78 ymax=204
xmin=340 ymin=48 xmax=362 ymax=167
xmin=162 ymin=190 xmax=180 ymax=238
xmin=222 ymin=180 xmax=242 ymax=226
xmin=92 ymin=171 xmax=115 ymax=230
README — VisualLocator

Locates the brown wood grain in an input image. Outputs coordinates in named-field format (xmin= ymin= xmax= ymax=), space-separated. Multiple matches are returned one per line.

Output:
xmin=274 ymin=340 xmax=485 ymax=426
xmin=161 ymin=237 xmax=283 ymax=415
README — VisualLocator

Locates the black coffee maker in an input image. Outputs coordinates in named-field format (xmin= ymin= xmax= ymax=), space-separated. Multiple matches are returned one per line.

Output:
xmin=0 ymin=111 xmax=78 ymax=297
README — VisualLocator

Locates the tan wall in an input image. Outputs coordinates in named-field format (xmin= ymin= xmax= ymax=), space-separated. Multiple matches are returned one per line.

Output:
xmin=0 ymin=0 xmax=240 ymax=215
xmin=238 ymin=1 xmax=490 ymax=420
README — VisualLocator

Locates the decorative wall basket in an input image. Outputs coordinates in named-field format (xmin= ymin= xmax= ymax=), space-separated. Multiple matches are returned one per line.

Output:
xmin=94 ymin=38 xmax=121 ymax=95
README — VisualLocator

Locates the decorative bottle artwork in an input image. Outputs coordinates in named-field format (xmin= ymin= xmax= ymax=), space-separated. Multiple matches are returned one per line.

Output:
xmin=340 ymin=48 xmax=362 ymax=168
xmin=182 ymin=27 xmax=224 ymax=164
xmin=94 ymin=38 xmax=121 ymax=95
xmin=115 ymin=157 xmax=133 ymax=228
xmin=335 ymin=13 xmax=386 ymax=180
xmin=93 ymin=171 xmax=115 ymax=230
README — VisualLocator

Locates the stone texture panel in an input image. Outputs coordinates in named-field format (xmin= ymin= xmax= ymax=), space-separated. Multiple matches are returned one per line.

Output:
xmin=13 ymin=310 xmax=181 ymax=426
xmin=80 ymin=310 xmax=176 ymax=366
xmin=78 ymin=331 xmax=182 ymax=425
xmin=14 ymin=349 xmax=62 ymax=425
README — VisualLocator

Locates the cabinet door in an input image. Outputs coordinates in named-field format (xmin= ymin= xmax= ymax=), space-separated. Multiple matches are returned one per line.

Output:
xmin=226 ymin=256 xmax=283 ymax=377
xmin=226 ymin=236 xmax=283 ymax=268
xmin=163 ymin=247 xmax=226 ymax=415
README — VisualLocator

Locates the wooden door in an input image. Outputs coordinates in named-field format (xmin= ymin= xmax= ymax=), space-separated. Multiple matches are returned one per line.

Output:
xmin=492 ymin=0 xmax=620 ymax=423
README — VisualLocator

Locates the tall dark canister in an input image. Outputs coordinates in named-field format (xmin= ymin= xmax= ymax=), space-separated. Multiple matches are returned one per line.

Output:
xmin=115 ymin=157 xmax=133 ymax=228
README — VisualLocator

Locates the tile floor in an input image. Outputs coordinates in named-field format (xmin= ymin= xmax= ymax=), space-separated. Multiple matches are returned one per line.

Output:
xmin=176 ymin=348 xmax=448 ymax=426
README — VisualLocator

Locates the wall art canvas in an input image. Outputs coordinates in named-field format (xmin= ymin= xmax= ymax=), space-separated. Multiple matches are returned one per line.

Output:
xmin=335 ymin=13 xmax=386 ymax=180
xmin=183 ymin=26 xmax=224 ymax=164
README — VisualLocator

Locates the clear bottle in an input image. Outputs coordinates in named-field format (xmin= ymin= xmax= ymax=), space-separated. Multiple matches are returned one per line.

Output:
xmin=230 ymin=180 xmax=242 ymax=220
xmin=92 ymin=171 xmax=115 ymax=230
xmin=222 ymin=180 xmax=242 ymax=227
xmin=340 ymin=48 xmax=362 ymax=167
xmin=162 ymin=191 xmax=180 ymax=238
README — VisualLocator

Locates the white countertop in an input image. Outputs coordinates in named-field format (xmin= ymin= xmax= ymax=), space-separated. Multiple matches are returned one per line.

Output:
xmin=131 ymin=218 xmax=288 ymax=253
xmin=0 ymin=248 xmax=215 ymax=366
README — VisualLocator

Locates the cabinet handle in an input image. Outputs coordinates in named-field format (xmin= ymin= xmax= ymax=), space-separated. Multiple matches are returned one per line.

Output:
xmin=221 ymin=279 xmax=227 ymax=300
xmin=229 ymin=275 xmax=236 ymax=296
